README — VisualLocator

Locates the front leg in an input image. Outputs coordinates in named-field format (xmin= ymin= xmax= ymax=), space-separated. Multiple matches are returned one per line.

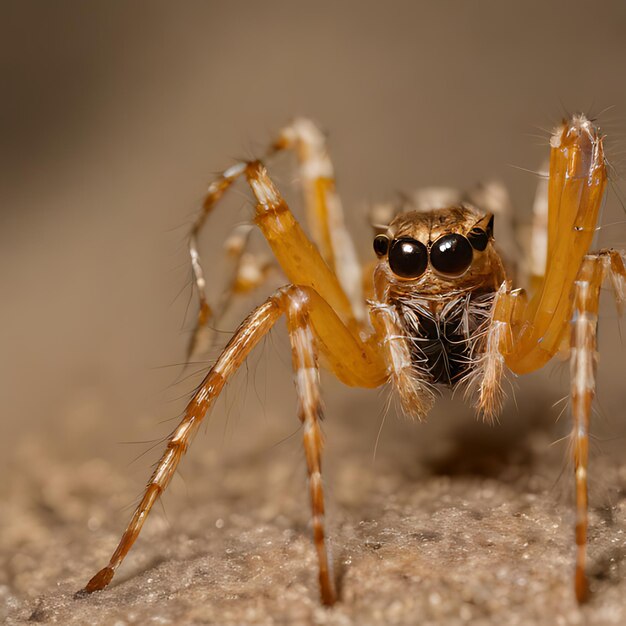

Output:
xmin=83 ymin=296 xmax=283 ymax=594
xmin=505 ymin=115 xmax=607 ymax=374
xmin=284 ymin=287 xmax=335 ymax=604
xmin=82 ymin=285 xmax=387 ymax=603
xmin=471 ymin=282 xmax=525 ymax=421
xmin=369 ymin=301 xmax=435 ymax=421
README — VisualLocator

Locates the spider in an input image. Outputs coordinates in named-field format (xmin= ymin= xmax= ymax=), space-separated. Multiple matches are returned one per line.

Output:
xmin=82 ymin=114 xmax=625 ymax=606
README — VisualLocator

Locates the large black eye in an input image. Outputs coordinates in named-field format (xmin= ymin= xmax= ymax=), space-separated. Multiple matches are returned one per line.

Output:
xmin=430 ymin=234 xmax=473 ymax=275
xmin=388 ymin=238 xmax=428 ymax=278
xmin=373 ymin=234 xmax=389 ymax=257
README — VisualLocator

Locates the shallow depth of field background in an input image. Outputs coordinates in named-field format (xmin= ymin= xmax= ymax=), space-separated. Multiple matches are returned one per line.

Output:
xmin=4 ymin=0 xmax=626 ymax=465
xmin=2 ymin=2 xmax=626 ymax=620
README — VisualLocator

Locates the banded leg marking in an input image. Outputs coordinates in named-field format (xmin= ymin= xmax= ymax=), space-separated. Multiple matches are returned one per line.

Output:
xmin=570 ymin=251 xmax=626 ymax=602
xmin=368 ymin=301 xmax=435 ymax=421
xmin=273 ymin=119 xmax=364 ymax=320
xmin=188 ymin=120 xmax=367 ymax=358
xmin=84 ymin=298 xmax=281 ymax=593
xmin=284 ymin=289 xmax=336 ymax=605
xmin=84 ymin=284 xmax=385 ymax=601
xmin=188 ymin=162 xmax=250 ymax=359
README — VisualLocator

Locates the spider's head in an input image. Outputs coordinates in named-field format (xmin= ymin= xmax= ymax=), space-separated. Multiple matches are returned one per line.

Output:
xmin=372 ymin=204 xmax=506 ymax=297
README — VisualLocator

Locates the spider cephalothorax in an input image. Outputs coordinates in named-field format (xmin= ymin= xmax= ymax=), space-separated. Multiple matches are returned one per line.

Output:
xmin=84 ymin=115 xmax=625 ymax=606
xmin=371 ymin=205 xmax=507 ymax=412
xmin=373 ymin=205 xmax=502 ymax=293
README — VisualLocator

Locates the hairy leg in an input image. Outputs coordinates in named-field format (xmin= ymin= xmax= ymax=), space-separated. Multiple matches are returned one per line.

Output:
xmin=368 ymin=300 xmax=435 ymax=421
xmin=188 ymin=224 xmax=275 ymax=358
xmin=506 ymin=115 xmax=607 ymax=374
xmin=83 ymin=296 xmax=282 ymax=594
xmin=569 ymin=251 xmax=626 ymax=602
xmin=284 ymin=288 xmax=335 ymax=604
xmin=188 ymin=120 xmax=367 ymax=358
xmin=469 ymin=282 xmax=526 ymax=420
xmin=83 ymin=285 xmax=387 ymax=600
xmin=272 ymin=119 xmax=364 ymax=320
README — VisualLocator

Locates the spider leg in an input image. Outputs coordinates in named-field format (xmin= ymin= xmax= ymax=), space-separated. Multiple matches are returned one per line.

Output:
xmin=466 ymin=283 xmax=526 ymax=420
xmin=272 ymin=119 xmax=364 ymax=320
xmin=217 ymin=224 xmax=274 ymax=308
xmin=369 ymin=300 xmax=435 ymax=420
xmin=245 ymin=161 xmax=365 ymax=334
xmin=188 ymin=161 xmax=250 ymax=358
xmin=188 ymin=120 xmax=365 ymax=358
xmin=525 ymin=161 xmax=549 ymax=292
xmin=569 ymin=251 xmax=626 ymax=602
xmin=284 ymin=288 xmax=335 ymax=604
xmin=83 ymin=285 xmax=387 ymax=599
xmin=505 ymin=115 xmax=608 ymax=374
xmin=83 ymin=295 xmax=282 ymax=595
xmin=188 ymin=223 xmax=275 ymax=357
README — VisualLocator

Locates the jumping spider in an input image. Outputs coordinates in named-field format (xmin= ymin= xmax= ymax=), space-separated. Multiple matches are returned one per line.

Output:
xmin=83 ymin=114 xmax=624 ymax=605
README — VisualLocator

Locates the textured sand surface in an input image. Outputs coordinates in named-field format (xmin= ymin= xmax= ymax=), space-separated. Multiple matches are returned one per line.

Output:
xmin=3 ymin=397 xmax=626 ymax=626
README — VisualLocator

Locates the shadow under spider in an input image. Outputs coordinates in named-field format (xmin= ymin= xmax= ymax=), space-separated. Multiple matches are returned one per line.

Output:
xmin=421 ymin=418 xmax=540 ymax=478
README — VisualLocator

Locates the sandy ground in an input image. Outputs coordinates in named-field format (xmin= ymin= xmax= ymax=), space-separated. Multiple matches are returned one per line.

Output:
xmin=3 ymin=391 xmax=626 ymax=626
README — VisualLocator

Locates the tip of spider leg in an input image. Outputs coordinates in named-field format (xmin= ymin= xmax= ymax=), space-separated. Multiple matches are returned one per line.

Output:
xmin=245 ymin=162 xmax=282 ymax=212
xmin=550 ymin=114 xmax=605 ymax=185
xmin=550 ymin=113 xmax=601 ymax=150
xmin=575 ymin=569 xmax=590 ymax=604
xmin=321 ymin=588 xmax=338 ymax=608
xmin=80 ymin=566 xmax=115 ymax=595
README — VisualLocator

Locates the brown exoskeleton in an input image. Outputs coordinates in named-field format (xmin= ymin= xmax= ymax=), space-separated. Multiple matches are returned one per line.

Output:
xmin=83 ymin=115 xmax=625 ymax=605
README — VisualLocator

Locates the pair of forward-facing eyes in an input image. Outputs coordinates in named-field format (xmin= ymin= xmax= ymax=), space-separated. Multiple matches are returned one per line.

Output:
xmin=373 ymin=227 xmax=490 ymax=279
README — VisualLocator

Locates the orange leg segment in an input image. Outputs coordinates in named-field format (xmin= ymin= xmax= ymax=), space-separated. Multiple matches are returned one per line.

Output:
xmin=569 ymin=251 xmax=626 ymax=602
xmin=272 ymin=119 xmax=365 ymax=320
xmin=245 ymin=162 xmax=357 ymax=331
xmin=505 ymin=115 xmax=607 ymax=374
xmin=188 ymin=120 xmax=366 ymax=358
xmin=83 ymin=285 xmax=386 ymax=600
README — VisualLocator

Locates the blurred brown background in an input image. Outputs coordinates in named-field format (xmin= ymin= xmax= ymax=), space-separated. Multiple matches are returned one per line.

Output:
xmin=3 ymin=0 xmax=626 ymax=464
xmin=2 ymin=2 xmax=626 ymax=622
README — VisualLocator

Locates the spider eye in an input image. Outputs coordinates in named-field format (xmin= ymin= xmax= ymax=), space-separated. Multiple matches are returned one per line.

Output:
xmin=430 ymin=234 xmax=473 ymax=275
xmin=373 ymin=234 xmax=390 ymax=257
xmin=467 ymin=214 xmax=494 ymax=251
xmin=388 ymin=238 xmax=428 ymax=278
xmin=467 ymin=228 xmax=489 ymax=251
